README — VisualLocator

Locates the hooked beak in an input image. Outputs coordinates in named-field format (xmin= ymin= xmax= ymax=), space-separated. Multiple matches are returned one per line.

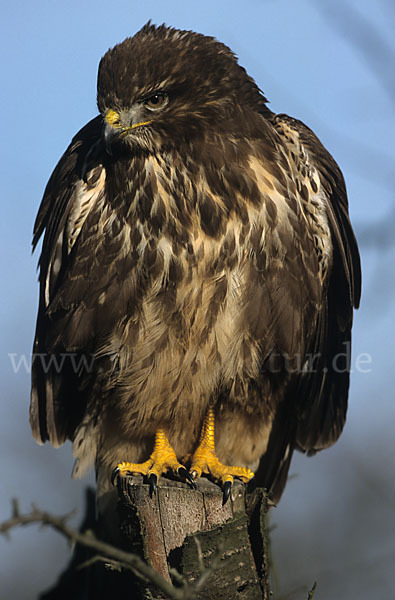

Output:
xmin=103 ymin=121 xmax=117 ymax=155
xmin=103 ymin=109 xmax=152 ymax=154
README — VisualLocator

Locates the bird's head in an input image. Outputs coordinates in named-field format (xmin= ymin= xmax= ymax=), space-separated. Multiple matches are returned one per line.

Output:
xmin=97 ymin=22 xmax=269 ymax=154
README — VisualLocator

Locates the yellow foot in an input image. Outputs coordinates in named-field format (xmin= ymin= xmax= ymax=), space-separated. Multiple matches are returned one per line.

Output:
xmin=111 ymin=429 xmax=195 ymax=494
xmin=189 ymin=408 xmax=254 ymax=503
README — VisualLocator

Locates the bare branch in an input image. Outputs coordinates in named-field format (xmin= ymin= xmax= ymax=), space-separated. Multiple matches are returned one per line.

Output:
xmin=0 ymin=499 xmax=201 ymax=600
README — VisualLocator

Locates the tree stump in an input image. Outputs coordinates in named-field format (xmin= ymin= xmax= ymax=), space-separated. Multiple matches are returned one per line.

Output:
xmin=115 ymin=476 xmax=270 ymax=599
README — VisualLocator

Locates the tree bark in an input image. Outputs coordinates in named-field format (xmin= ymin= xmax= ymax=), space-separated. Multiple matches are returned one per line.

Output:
xmin=115 ymin=476 xmax=270 ymax=599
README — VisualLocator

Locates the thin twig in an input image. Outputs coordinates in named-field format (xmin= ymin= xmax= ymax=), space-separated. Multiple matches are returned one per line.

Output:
xmin=193 ymin=537 xmax=223 ymax=593
xmin=307 ymin=581 xmax=317 ymax=599
xmin=0 ymin=499 xmax=192 ymax=600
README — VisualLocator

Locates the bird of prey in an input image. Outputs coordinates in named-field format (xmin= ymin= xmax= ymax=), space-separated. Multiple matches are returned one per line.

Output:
xmin=30 ymin=22 xmax=361 ymax=504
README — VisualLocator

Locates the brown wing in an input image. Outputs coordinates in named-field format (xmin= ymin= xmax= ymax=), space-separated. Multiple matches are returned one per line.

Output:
xmin=275 ymin=114 xmax=361 ymax=453
xmin=253 ymin=114 xmax=360 ymax=502
xmin=30 ymin=115 xmax=107 ymax=446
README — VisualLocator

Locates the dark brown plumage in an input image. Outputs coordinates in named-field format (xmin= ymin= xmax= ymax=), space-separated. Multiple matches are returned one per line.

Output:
xmin=30 ymin=22 xmax=361 ymax=503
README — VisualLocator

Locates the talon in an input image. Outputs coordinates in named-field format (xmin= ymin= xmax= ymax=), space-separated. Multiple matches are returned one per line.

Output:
xmin=110 ymin=429 xmax=191 ymax=491
xmin=189 ymin=408 xmax=255 ymax=494
xmin=223 ymin=480 xmax=232 ymax=505
xmin=111 ymin=466 xmax=120 ymax=486
xmin=148 ymin=473 xmax=157 ymax=496
xmin=178 ymin=466 xmax=197 ymax=488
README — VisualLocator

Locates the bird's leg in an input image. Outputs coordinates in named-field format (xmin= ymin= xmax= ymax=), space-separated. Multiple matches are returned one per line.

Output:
xmin=111 ymin=429 xmax=195 ymax=495
xmin=189 ymin=407 xmax=254 ymax=503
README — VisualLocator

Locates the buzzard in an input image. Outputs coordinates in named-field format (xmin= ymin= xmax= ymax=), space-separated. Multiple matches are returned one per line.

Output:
xmin=30 ymin=23 xmax=361 ymax=504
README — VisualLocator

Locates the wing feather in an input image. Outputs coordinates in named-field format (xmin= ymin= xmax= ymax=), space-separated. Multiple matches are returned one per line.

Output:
xmin=273 ymin=114 xmax=361 ymax=452
xmin=30 ymin=116 xmax=106 ymax=445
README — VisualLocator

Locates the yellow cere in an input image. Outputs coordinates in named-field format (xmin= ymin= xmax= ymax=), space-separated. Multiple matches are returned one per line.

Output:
xmin=105 ymin=110 xmax=152 ymax=134
xmin=105 ymin=109 xmax=121 ymax=127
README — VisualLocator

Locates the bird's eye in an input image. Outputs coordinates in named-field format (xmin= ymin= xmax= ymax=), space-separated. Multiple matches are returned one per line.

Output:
xmin=144 ymin=93 xmax=168 ymax=110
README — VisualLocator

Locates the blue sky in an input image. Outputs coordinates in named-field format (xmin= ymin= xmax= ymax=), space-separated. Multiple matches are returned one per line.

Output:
xmin=1 ymin=1 xmax=394 ymax=598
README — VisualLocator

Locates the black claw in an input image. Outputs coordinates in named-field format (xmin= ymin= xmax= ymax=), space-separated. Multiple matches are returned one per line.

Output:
xmin=178 ymin=467 xmax=197 ymax=489
xmin=111 ymin=467 xmax=120 ymax=486
xmin=223 ymin=481 xmax=232 ymax=505
xmin=148 ymin=473 xmax=158 ymax=497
